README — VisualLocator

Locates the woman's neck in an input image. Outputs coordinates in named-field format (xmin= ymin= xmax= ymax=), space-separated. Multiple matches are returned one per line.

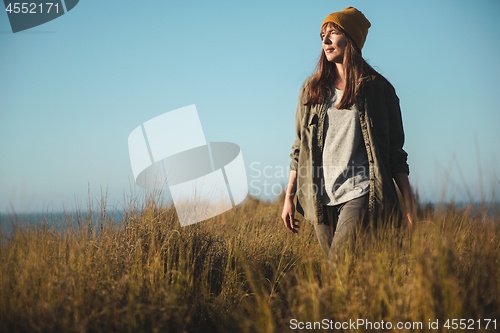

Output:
xmin=334 ymin=63 xmax=346 ymax=90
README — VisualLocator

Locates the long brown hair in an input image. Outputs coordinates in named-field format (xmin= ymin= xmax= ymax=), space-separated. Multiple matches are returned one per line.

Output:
xmin=305 ymin=22 xmax=384 ymax=109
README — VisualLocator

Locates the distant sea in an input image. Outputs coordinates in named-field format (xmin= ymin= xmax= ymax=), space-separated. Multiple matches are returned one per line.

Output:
xmin=0 ymin=209 xmax=129 ymax=237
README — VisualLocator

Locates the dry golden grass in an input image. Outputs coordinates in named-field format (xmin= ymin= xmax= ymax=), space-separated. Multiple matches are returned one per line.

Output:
xmin=0 ymin=190 xmax=499 ymax=332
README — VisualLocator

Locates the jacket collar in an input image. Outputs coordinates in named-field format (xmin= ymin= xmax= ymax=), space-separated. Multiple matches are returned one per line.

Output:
xmin=321 ymin=74 xmax=376 ymax=104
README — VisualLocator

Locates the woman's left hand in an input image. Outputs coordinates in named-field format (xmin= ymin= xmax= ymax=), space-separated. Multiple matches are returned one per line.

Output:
xmin=394 ymin=173 xmax=415 ymax=228
xmin=403 ymin=205 xmax=413 ymax=228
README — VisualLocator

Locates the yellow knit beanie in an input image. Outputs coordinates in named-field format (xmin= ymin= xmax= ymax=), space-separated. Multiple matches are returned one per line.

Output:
xmin=321 ymin=7 xmax=371 ymax=51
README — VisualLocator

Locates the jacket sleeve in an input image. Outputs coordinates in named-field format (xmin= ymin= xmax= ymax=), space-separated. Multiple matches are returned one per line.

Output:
xmin=289 ymin=80 xmax=309 ymax=172
xmin=385 ymin=82 xmax=410 ymax=175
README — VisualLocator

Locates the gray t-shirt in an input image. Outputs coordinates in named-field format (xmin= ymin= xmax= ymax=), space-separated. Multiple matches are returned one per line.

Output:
xmin=322 ymin=87 xmax=370 ymax=206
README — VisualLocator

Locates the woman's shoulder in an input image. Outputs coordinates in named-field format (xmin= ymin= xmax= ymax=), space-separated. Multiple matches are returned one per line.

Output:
xmin=297 ymin=75 xmax=316 ymax=101
xmin=365 ymin=73 xmax=397 ymax=96
xmin=301 ymin=75 xmax=316 ymax=90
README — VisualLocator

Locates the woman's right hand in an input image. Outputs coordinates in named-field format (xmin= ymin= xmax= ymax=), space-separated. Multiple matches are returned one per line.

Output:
xmin=281 ymin=198 xmax=299 ymax=234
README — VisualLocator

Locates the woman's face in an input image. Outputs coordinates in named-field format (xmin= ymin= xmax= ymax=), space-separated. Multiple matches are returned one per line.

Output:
xmin=321 ymin=24 xmax=347 ymax=63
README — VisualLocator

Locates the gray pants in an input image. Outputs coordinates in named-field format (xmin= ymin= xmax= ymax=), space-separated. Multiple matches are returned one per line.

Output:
xmin=314 ymin=194 xmax=370 ymax=260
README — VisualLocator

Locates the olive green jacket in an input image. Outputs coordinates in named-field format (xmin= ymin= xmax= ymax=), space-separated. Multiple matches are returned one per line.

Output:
xmin=289 ymin=75 xmax=410 ymax=225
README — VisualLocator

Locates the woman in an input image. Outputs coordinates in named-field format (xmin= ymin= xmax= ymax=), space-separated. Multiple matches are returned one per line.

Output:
xmin=281 ymin=7 xmax=414 ymax=259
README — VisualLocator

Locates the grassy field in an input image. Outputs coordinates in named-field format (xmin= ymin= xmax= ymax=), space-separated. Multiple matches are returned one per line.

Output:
xmin=1 ymin=191 xmax=499 ymax=333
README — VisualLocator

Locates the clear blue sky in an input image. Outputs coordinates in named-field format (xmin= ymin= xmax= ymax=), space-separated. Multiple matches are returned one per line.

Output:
xmin=1 ymin=0 xmax=499 ymax=214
